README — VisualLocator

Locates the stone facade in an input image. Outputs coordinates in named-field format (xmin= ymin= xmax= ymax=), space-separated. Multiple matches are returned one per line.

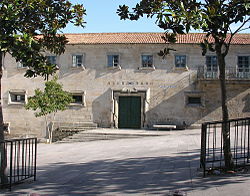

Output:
xmin=2 ymin=33 xmax=250 ymax=138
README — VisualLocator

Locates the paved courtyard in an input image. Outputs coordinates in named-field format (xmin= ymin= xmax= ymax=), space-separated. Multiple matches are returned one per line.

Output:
xmin=1 ymin=128 xmax=250 ymax=196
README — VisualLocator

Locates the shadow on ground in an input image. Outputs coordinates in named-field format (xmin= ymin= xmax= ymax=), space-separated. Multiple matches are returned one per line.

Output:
xmin=3 ymin=149 xmax=250 ymax=196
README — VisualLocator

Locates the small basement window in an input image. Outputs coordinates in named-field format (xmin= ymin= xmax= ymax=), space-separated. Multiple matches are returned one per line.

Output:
xmin=9 ymin=91 xmax=26 ymax=105
xmin=72 ymin=95 xmax=83 ymax=104
xmin=188 ymin=97 xmax=202 ymax=105
xmin=17 ymin=62 xmax=28 ymax=69
xmin=185 ymin=91 xmax=204 ymax=107
xmin=70 ymin=91 xmax=86 ymax=106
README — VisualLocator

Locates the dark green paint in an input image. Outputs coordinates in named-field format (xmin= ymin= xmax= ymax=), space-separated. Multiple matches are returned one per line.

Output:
xmin=118 ymin=96 xmax=141 ymax=129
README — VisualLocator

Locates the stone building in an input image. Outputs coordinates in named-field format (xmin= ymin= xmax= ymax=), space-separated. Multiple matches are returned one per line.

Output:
xmin=2 ymin=33 xmax=250 ymax=138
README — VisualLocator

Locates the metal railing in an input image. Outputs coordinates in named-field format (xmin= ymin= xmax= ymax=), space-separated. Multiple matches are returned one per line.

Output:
xmin=0 ymin=138 xmax=37 ymax=190
xmin=200 ymin=117 xmax=250 ymax=176
xmin=197 ymin=66 xmax=250 ymax=80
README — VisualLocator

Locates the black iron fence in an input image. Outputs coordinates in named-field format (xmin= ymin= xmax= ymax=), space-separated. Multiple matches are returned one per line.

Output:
xmin=0 ymin=138 xmax=37 ymax=190
xmin=200 ymin=117 xmax=250 ymax=176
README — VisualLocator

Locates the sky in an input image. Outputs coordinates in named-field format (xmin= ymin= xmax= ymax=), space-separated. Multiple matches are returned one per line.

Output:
xmin=63 ymin=0 xmax=250 ymax=34
xmin=62 ymin=0 xmax=163 ymax=33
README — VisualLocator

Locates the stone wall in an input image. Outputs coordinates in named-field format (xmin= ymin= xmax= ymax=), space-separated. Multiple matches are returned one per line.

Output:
xmin=2 ymin=43 xmax=250 ymax=137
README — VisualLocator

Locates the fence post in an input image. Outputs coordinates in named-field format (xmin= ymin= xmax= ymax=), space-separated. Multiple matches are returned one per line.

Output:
xmin=9 ymin=141 xmax=13 ymax=191
xmin=200 ymin=123 xmax=207 ymax=177
xmin=34 ymin=138 xmax=37 ymax=181
xmin=0 ymin=138 xmax=37 ymax=190
xmin=248 ymin=119 xmax=250 ymax=163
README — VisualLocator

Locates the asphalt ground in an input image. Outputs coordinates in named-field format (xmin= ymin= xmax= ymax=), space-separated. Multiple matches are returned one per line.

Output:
xmin=1 ymin=128 xmax=250 ymax=196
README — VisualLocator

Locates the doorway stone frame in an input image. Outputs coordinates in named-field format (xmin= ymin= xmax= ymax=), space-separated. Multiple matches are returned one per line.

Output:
xmin=111 ymin=87 xmax=150 ymax=129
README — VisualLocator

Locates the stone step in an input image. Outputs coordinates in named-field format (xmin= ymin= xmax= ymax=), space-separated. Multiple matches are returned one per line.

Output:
xmin=55 ymin=122 xmax=97 ymax=128
xmin=59 ymin=137 xmax=135 ymax=143
xmin=56 ymin=131 xmax=160 ymax=143
xmin=70 ymin=132 xmax=161 ymax=138
xmin=56 ymin=122 xmax=98 ymax=132
xmin=59 ymin=126 xmax=96 ymax=131
xmin=68 ymin=134 xmax=140 ymax=139
xmin=58 ymin=136 xmax=143 ymax=143
xmin=188 ymin=123 xmax=201 ymax=129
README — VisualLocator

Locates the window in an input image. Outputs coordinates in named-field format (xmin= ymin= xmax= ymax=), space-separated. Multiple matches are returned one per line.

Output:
xmin=46 ymin=56 xmax=57 ymax=65
xmin=206 ymin=56 xmax=218 ymax=78
xmin=108 ymin=55 xmax=119 ymax=67
xmin=185 ymin=92 xmax=204 ymax=107
xmin=17 ymin=62 xmax=28 ymax=68
xmin=9 ymin=91 xmax=26 ymax=104
xmin=188 ymin=97 xmax=202 ymax=105
xmin=72 ymin=54 xmax=84 ymax=67
xmin=3 ymin=122 xmax=10 ymax=134
xmin=175 ymin=55 xmax=187 ymax=68
xmin=70 ymin=91 xmax=86 ymax=106
xmin=206 ymin=56 xmax=218 ymax=72
xmin=141 ymin=55 xmax=153 ymax=67
xmin=72 ymin=95 xmax=83 ymax=104
xmin=238 ymin=56 xmax=250 ymax=72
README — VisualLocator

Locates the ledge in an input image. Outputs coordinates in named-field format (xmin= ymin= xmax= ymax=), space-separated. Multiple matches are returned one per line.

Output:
xmin=173 ymin=66 xmax=189 ymax=71
xmin=153 ymin=124 xmax=177 ymax=130
xmin=8 ymin=102 xmax=25 ymax=106
xmin=69 ymin=103 xmax=85 ymax=107
xmin=107 ymin=65 xmax=122 ymax=70
xmin=71 ymin=65 xmax=85 ymax=70
xmin=185 ymin=104 xmax=204 ymax=108
xmin=138 ymin=65 xmax=156 ymax=71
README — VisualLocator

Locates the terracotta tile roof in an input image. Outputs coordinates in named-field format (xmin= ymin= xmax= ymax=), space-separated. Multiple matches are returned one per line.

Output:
xmin=64 ymin=33 xmax=250 ymax=45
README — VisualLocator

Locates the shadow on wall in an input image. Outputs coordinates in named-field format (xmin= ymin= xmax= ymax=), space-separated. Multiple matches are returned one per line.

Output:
xmin=94 ymin=68 xmax=122 ymax=79
xmin=58 ymin=65 xmax=123 ymax=80
xmin=58 ymin=67 xmax=86 ymax=79
xmin=146 ymin=81 xmax=250 ymax=127
xmin=146 ymin=85 xmax=203 ymax=127
xmin=242 ymin=93 xmax=250 ymax=113
xmin=58 ymin=65 xmax=170 ymax=80
xmin=92 ymin=89 xmax=112 ymax=128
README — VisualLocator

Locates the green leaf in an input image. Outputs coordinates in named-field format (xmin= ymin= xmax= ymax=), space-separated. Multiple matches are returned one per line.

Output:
xmin=25 ymin=77 xmax=73 ymax=117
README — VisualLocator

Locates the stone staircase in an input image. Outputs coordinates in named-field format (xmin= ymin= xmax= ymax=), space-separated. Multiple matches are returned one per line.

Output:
xmin=56 ymin=130 xmax=162 ymax=143
xmin=53 ymin=122 xmax=98 ymax=142
xmin=55 ymin=122 xmax=98 ymax=131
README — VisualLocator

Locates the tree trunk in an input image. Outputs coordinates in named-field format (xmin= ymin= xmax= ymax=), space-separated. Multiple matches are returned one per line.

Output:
xmin=217 ymin=50 xmax=234 ymax=170
xmin=45 ymin=115 xmax=51 ymax=144
xmin=49 ymin=113 xmax=56 ymax=144
xmin=0 ymin=52 xmax=8 ymax=184
xmin=48 ymin=121 xmax=52 ymax=144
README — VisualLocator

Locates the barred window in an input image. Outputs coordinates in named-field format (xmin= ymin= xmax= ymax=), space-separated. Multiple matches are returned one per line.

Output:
xmin=175 ymin=55 xmax=186 ymax=68
xmin=108 ymin=55 xmax=119 ymax=67
xmin=141 ymin=55 xmax=153 ymax=67
xmin=72 ymin=55 xmax=84 ymax=67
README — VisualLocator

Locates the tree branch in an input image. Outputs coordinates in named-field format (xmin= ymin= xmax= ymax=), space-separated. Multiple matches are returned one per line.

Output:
xmin=223 ymin=17 xmax=250 ymax=56
xmin=232 ymin=17 xmax=250 ymax=36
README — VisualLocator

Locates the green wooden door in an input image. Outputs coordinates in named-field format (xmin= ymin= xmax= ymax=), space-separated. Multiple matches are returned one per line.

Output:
xmin=118 ymin=96 xmax=141 ymax=129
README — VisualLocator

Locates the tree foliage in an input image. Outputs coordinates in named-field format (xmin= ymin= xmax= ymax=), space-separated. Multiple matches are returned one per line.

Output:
xmin=0 ymin=0 xmax=86 ymax=80
xmin=0 ymin=0 xmax=85 ymax=180
xmin=118 ymin=0 xmax=250 ymax=54
xmin=118 ymin=0 xmax=250 ymax=170
xmin=25 ymin=77 xmax=73 ymax=143
xmin=25 ymin=77 xmax=73 ymax=117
